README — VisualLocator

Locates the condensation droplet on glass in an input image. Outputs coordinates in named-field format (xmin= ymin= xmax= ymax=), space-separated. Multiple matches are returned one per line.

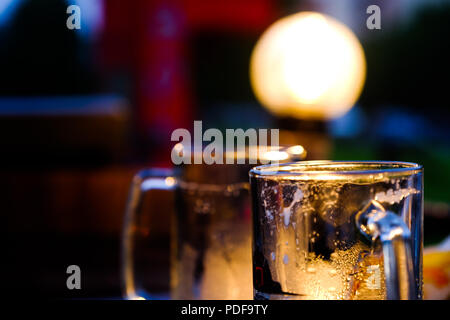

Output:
xmin=307 ymin=266 xmax=316 ymax=273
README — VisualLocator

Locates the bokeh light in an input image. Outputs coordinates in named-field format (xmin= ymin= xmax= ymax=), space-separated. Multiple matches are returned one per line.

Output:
xmin=250 ymin=12 xmax=366 ymax=120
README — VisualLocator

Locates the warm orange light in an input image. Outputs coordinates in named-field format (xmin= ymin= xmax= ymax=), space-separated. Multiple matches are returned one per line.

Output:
xmin=165 ymin=177 xmax=176 ymax=187
xmin=250 ymin=12 xmax=366 ymax=120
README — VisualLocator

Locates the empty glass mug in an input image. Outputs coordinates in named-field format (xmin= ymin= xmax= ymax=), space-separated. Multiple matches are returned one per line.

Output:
xmin=250 ymin=161 xmax=423 ymax=300
xmin=122 ymin=146 xmax=306 ymax=300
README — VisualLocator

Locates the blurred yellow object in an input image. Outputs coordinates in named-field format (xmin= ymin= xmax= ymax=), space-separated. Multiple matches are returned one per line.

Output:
xmin=423 ymin=239 xmax=450 ymax=300
xmin=250 ymin=12 xmax=366 ymax=120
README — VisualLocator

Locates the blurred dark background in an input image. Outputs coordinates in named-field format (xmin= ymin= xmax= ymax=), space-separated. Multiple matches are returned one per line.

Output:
xmin=1 ymin=0 xmax=449 ymax=299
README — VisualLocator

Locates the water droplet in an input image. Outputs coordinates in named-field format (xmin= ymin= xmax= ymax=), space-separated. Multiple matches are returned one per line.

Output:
xmin=283 ymin=254 xmax=289 ymax=265
xmin=271 ymin=252 xmax=276 ymax=261
xmin=307 ymin=266 xmax=316 ymax=273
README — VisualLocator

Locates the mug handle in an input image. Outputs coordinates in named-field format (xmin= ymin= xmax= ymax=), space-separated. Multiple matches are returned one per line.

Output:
xmin=121 ymin=168 xmax=177 ymax=300
xmin=356 ymin=200 xmax=416 ymax=300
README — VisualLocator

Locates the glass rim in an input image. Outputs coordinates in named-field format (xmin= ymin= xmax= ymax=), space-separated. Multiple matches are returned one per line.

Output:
xmin=172 ymin=144 xmax=307 ymax=161
xmin=249 ymin=160 xmax=423 ymax=178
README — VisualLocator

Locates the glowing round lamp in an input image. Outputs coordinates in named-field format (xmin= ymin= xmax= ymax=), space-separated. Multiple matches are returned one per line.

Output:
xmin=250 ymin=12 xmax=366 ymax=120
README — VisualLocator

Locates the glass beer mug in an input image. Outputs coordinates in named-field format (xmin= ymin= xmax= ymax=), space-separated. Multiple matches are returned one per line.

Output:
xmin=122 ymin=146 xmax=305 ymax=300
xmin=250 ymin=161 xmax=423 ymax=300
